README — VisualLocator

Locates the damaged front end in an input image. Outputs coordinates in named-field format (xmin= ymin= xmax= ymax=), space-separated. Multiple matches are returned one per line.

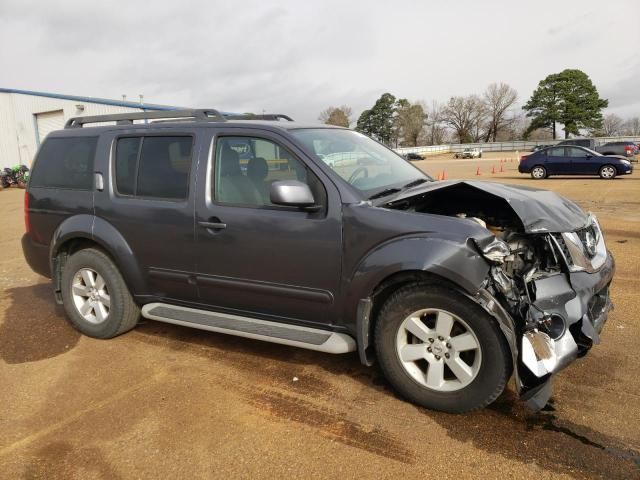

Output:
xmin=476 ymin=214 xmax=614 ymax=409
xmin=385 ymin=181 xmax=615 ymax=410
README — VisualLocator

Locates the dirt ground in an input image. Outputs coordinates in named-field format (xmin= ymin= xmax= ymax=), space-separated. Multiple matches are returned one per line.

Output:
xmin=1 ymin=158 xmax=639 ymax=479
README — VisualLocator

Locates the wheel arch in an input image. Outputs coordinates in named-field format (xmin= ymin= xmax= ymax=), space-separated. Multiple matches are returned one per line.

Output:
xmin=347 ymin=236 xmax=493 ymax=366
xmin=50 ymin=215 xmax=145 ymax=301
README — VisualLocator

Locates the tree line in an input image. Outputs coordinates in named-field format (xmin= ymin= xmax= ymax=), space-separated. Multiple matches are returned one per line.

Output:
xmin=319 ymin=69 xmax=639 ymax=147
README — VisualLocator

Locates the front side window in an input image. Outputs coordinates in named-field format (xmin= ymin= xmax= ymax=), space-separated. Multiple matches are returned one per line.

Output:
xmin=566 ymin=147 xmax=587 ymax=157
xmin=115 ymin=136 xmax=192 ymax=199
xmin=290 ymin=129 xmax=428 ymax=198
xmin=213 ymin=136 xmax=326 ymax=208
xmin=30 ymin=136 xmax=97 ymax=190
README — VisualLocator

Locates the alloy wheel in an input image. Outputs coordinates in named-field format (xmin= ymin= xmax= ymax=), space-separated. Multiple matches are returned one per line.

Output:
xmin=395 ymin=308 xmax=482 ymax=392
xmin=71 ymin=268 xmax=111 ymax=324
xmin=600 ymin=166 xmax=615 ymax=179
xmin=532 ymin=167 xmax=545 ymax=179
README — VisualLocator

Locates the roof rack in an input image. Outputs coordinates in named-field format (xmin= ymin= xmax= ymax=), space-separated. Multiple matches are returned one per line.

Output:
xmin=224 ymin=113 xmax=294 ymax=122
xmin=64 ymin=109 xmax=294 ymax=128
xmin=64 ymin=109 xmax=226 ymax=128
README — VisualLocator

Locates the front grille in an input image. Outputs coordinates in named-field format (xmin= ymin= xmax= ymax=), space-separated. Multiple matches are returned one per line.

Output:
xmin=551 ymin=234 xmax=574 ymax=266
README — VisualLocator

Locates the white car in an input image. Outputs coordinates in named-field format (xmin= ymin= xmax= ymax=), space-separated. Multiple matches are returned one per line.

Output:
xmin=454 ymin=148 xmax=482 ymax=159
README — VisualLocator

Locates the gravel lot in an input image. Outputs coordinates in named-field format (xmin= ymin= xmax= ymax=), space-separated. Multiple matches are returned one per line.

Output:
xmin=1 ymin=161 xmax=639 ymax=479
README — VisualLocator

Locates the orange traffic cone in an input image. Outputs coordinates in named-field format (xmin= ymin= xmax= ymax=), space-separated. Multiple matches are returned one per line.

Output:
xmin=491 ymin=165 xmax=496 ymax=174
xmin=500 ymin=164 xmax=504 ymax=173
xmin=442 ymin=170 xmax=448 ymax=180
xmin=476 ymin=166 xmax=481 ymax=175
xmin=436 ymin=171 xmax=442 ymax=181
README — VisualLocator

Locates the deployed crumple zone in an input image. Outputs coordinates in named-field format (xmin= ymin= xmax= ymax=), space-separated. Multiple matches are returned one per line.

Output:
xmin=383 ymin=180 xmax=614 ymax=409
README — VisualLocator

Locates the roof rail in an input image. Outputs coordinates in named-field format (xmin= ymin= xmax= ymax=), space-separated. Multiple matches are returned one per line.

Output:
xmin=224 ymin=113 xmax=294 ymax=122
xmin=64 ymin=109 xmax=226 ymax=128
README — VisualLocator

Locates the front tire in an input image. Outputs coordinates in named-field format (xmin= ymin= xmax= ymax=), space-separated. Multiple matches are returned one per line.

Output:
xmin=61 ymin=248 xmax=139 ymax=338
xmin=599 ymin=165 xmax=616 ymax=179
xmin=374 ymin=284 xmax=511 ymax=413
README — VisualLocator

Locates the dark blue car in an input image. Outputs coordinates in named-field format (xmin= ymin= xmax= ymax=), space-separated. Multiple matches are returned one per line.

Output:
xmin=519 ymin=145 xmax=633 ymax=180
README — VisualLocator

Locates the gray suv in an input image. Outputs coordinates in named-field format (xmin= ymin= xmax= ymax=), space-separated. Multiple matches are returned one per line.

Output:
xmin=22 ymin=109 xmax=615 ymax=413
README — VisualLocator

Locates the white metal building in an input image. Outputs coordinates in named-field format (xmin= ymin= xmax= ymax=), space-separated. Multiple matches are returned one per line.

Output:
xmin=0 ymin=88 xmax=177 ymax=169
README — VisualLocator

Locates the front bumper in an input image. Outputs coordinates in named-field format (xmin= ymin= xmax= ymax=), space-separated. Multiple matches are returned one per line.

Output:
xmin=519 ymin=251 xmax=615 ymax=409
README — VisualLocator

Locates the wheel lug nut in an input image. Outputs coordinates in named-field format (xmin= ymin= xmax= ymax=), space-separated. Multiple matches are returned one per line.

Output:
xmin=445 ymin=353 xmax=450 ymax=359
xmin=428 ymin=338 xmax=434 ymax=343
xmin=435 ymin=355 xmax=441 ymax=360
xmin=427 ymin=347 xmax=432 ymax=352
xmin=438 ymin=336 xmax=444 ymax=341
xmin=446 ymin=343 xmax=451 ymax=349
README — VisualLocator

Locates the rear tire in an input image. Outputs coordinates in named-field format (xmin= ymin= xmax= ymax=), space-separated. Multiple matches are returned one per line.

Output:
xmin=61 ymin=248 xmax=139 ymax=338
xmin=599 ymin=165 xmax=616 ymax=179
xmin=531 ymin=165 xmax=546 ymax=179
xmin=374 ymin=283 xmax=511 ymax=413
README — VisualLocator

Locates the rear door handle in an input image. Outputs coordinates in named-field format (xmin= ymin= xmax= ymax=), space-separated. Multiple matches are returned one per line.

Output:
xmin=199 ymin=221 xmax=227 ymax=230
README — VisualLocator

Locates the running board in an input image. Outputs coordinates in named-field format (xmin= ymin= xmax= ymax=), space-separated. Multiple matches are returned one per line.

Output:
xmin=141 ymin=303 xmax=356 ymax=354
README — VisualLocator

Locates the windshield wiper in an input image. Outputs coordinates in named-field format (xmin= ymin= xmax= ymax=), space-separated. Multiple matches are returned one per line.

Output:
xmin=368 ymin=178 xmax=429 ymax=201
xmin=401 ymin=178 xmax=429 ymax=190
xmin=368 ymin=188 xmax=402 ymax=200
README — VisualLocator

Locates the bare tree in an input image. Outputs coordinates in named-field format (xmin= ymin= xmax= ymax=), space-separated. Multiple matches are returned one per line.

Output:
xmin=622 ymin=117 xmax=640 ymax=136
xmin=425 ymin=101 xmax=448 ymax=145
xmin=482 ymin=82 xmax=518 ymax=142
xmin=319 ymin=105 xmax=352 ymax=127
xmin=600 ymin=113 xmax=625 ymax=136
xmin=442 ymin=95 xmax=486 ymax=143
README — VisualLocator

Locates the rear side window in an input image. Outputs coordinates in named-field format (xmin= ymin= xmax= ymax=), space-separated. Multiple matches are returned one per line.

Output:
xmin=30 ymin=137 xmax=97 ymax=190
xmin=114 ymin=136 xmax=193 ymax=200
xmin=547 ymin=147 xmax=564 ymax=156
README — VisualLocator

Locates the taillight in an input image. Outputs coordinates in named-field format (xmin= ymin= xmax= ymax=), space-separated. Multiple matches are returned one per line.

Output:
xmin=520 ymin=155 xmax=526 ymax=162
xmin=24 ymin=191 xmax=30 ymax=234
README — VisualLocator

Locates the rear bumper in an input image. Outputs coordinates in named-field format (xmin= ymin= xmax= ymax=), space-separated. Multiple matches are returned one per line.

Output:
xmin=21 ymin=234 xmax=51 ymax=278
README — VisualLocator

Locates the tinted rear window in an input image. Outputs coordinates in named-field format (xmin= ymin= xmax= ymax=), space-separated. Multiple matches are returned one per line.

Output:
xmin=114 ymin=136 xmax=193 ymax=199
xmin=30 ymin=137 xmax=97 ymax=190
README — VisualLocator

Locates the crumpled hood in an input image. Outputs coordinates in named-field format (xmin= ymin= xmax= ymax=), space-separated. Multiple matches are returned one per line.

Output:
xmin=386 ymin=180 xmax=589 ymax=233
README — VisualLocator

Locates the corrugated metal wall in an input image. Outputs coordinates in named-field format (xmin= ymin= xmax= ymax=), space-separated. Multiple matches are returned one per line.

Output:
xmin=0 ymin=92 xmax=146 ymax=168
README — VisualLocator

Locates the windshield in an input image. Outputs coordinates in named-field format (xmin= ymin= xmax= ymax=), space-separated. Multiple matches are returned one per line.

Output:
xmin=290 ymin=128 xmax=430 ymax=197
xmin=582 ymin=147 xmax=602 ymax=156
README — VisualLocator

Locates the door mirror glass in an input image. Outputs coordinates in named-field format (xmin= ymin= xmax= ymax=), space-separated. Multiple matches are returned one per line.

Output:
xmin=270 ymin=180 xmax=315 ymax=207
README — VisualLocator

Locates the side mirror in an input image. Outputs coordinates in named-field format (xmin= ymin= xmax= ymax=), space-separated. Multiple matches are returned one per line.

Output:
xmin=270 ymin=180 xmax=317 ymax=209
xmin=585 ymin=154 xmax=592 ymax=159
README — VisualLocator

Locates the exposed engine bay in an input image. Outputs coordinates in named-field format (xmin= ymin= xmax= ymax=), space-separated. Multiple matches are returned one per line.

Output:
xmin=384 ymin=181 xmax=614 ymax=409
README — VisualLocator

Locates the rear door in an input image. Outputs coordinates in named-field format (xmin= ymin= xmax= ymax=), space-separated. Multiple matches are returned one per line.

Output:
xmin=194 ymin=128 xmax=343 ymax=325
xmin=94 ymin=129 xmax=201 ymax=301
xmin=544 ymin=147 xmax=572 ymax=174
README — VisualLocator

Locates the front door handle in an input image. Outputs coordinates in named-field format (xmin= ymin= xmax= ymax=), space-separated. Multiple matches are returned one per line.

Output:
xmin=199 ymin=220 xmax=227 ymax=230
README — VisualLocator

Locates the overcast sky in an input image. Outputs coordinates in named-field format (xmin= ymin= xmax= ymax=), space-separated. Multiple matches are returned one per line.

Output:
xmin=1 ymin=0 xmax=638 ymax=123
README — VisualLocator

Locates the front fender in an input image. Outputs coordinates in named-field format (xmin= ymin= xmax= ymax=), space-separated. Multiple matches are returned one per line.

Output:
xmin=343 ymin=235 xmax=491 ymax=326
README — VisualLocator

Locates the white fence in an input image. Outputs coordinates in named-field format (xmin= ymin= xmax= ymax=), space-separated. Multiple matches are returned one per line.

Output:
xmin=395 ymin=136 xmax=640 ymax=156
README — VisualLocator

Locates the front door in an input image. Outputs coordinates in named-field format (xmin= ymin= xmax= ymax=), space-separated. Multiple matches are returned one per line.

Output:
xmin=194 ymin=129 xmax=343 ymax=326
xmin=566 ymin=146 xmax=599 ymax=174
